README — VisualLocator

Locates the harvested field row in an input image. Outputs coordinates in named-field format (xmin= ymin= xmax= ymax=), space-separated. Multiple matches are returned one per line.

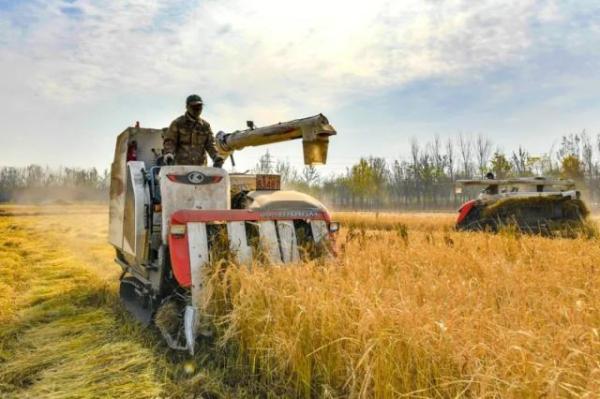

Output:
xmin=0 ymin=209 xmax=250 ymax=398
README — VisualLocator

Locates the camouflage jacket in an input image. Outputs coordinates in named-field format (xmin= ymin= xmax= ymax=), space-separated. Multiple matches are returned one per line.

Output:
xmin=163 ymin=113 xmax=222 ymax=165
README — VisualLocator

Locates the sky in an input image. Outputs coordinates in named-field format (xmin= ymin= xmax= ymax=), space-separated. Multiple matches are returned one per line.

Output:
xmin=1 ymin=0 xmax=599 ymax=176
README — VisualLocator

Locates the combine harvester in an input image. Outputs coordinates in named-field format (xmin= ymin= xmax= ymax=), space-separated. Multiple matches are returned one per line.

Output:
xmin=108 ymin=115 xmax=339 ymax=354
xmin=455 ymin=176 xmax=589 ymax=233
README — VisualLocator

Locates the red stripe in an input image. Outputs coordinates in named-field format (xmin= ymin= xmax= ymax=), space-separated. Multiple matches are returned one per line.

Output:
xmin=168 ymin=209 xmax=332 ymax=288
xmin=171 ymin=209 xmax=331 ymax=224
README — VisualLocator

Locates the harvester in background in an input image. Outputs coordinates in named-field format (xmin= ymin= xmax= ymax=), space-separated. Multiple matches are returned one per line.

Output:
xmin=455 ymin=176 xmax=589 ymax=233
xmin=108 ymin=114 xmax=339 ymax=354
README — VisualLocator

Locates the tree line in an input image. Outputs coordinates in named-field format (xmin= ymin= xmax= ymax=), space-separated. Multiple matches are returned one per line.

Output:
xmin=0 ymin=165 xmax=109 ymax=202
xmin=256 ymin=131 xmax=600 ymax=210
xmin=1 ymin=131 xmax=598 ymax=208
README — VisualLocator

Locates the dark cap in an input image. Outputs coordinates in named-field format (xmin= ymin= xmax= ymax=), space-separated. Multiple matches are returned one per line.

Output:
xmin=186 ymin=94 xmax=203 ymax=106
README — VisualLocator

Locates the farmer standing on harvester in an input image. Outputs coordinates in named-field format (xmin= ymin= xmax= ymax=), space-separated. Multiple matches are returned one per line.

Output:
xmin=163 ymin=94 xmax=225 ymax=167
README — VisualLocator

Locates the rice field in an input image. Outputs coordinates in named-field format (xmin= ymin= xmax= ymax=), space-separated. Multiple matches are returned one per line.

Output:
xmin=0 ymin=205 xmax=598 ymax=398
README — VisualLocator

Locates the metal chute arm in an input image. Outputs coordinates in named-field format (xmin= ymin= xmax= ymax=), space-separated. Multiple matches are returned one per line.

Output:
xmin=216 ymin=114 xmax=336 ymax=165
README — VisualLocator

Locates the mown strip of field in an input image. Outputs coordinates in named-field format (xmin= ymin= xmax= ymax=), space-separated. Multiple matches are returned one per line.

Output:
xmin=0 ymin=215 xmax=166 ymax=398
xmin=0 ymin=208 xmax=253 ymax=398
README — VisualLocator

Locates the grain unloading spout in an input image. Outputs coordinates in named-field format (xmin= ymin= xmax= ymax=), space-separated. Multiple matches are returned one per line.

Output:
xmin=215 ymin=114 xmax=336 ymax=165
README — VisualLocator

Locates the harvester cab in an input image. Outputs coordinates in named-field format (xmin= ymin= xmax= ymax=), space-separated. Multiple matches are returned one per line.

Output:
xmin=455 ymin=177 xmax=588 ymax=233
xmin=109 ymin=114 xmax=338 ymax=354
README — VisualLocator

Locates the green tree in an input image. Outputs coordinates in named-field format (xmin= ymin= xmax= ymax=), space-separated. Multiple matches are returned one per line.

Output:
xmin=491 ymin=151 xmax=512 ymax=179
xmin=348 ymin=158 xmax=374 ymax=208
xmin=490 ymin=152 xmax=512 ymax=178
xmin=560 ymin=155 xmax=584 ymax=180
xmin=367 ymin=157 xmax=389 ymax=208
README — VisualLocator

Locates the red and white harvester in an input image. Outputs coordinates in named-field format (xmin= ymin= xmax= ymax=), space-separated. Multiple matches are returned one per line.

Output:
xmin=455 ymin=177 xmax=588 ymax=233
xmin=108 ymin=115 xmax=338 ymax=353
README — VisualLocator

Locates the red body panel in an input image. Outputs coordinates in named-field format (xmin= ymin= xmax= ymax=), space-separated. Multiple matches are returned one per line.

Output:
xmin=168 ymin=209 xmax=332 ymax=288
xmin=456 ymin=200 xmax=477 ymax=224
xmin=168 ymin=232 xmax=192 ymax=287
xmin=126 ymin=141 xmax=137 ymax=161
xmin=457 ymin=199 xmax=476 ymax=213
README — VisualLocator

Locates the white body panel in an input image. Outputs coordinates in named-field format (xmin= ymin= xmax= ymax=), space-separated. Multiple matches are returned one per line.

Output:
xmin=159 ymin=166 xmax=230 ymax=242
xmin=227 ymin=221 xmax=253 ymax=264
xmin=259 ymin=221 xmax=282 ymax=264
xmin=187 ymin=222 xmax=210 ymax=310
xmin=311 ymin=220 xmax=328 ymax=243
xmin=122 ymin=162 xmax=150 ymax=261
xmin=108 ymin=151 xmax=127 ymax=248
xmin=277 ymin=221 xmax=300 ymax=263
xmin=108 ymin=160 xmax=151 ymax=267
xmin=109 ymin=127 xmax=163 ymax=248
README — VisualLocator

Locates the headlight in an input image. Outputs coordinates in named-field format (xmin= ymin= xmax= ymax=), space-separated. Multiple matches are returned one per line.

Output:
xmin=328 ymin=222 xmax=340 ymax=233
xmin=170 ymin=224 xmax=186 ymax=236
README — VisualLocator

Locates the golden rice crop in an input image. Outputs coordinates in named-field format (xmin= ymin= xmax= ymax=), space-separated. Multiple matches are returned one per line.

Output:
xmin=1 ymin=205 xmax=598 ymax=398
xmin=334 ymin=211 xmax=456 ymax=232
xmin=207 ymin=214 xmax=600 ymax=397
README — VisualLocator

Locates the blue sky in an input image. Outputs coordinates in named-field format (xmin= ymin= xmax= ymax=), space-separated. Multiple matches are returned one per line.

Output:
xmin=1 ymin=0 xmax=599 ymax=176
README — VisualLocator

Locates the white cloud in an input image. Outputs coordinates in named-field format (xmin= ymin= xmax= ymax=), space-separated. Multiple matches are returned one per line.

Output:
xmin=5 ymin=0 xmax=598 ymax=172
xmin=2 ymin=0 xmax=539 ymax=116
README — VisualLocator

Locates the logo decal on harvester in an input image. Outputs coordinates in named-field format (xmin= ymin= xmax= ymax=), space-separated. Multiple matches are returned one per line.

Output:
xmin=167 ymin=172 xmax=223 ymax=185
xmin=187 ymin=171 xmax=205 ymax=184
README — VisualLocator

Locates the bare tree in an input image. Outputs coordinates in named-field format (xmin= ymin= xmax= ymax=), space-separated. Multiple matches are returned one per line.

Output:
xmin=511 ymin=146 xmax=529 ymax=176
xmin=445 ymin=137 xmax=455 ymax=180
xmin=596 ymin=133 xmax=600 ymax=167
xmin=581 ymin=130 xmax=593 ymax=177
xmin=275 ymin=159 xmax=298 ymax=185
xmin=430 ymin=135 xmax=445 ymax=177
xmin=475 ymin=134 xmax=492 ymax=177
xmin=557 ymin=133 xmax=582 ymax=164
xmin=301 ymin=165 xmax=320 ymax=186
xmin=254 ymin=150 xmax=274 ymax=174
xmin=410 ymin=138 xmax=422 ymax=184
xmin=457 ymin=133 xmax=472 ymax=178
